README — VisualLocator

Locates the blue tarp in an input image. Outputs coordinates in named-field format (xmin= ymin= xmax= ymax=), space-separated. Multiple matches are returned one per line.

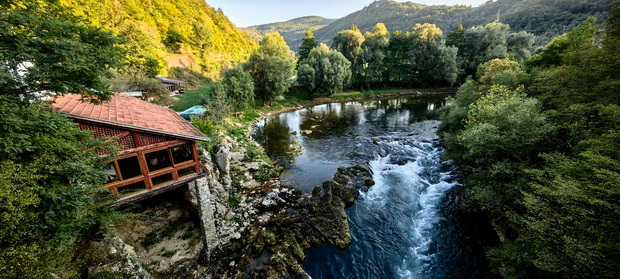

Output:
xmin=179 ymin=105 xmax=206 ymax=120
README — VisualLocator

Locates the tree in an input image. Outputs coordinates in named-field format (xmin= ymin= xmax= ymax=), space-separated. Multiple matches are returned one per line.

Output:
xmin=460 ymin=86 xmax=552 ymax=161
xmin=360 ymin=23 xmax=390 ymax=87
xmin=0 ymin=97 xmax=114 ymax=277
xmin=527 ymin=17 xmax=597 ymax=68
xmin=439 ymin=77 xmax=481 ymax=137
xmin=331 ymin=25 xmax=364 ymax=86
xmin=409 ymin=23 xmax=458 ymax=86
xmin=439 ymin=4 xmax=620 ymax=278
xmin=506 ymin=31 xmax=535 ymax=63
xmin=221 ymin=65 xmax=254 ymax=111
xmin=522 ymin=131 xmax=620 ymax=277
xmin=457 ymin=23 xmax=534 ymax=78
xmin=0 ymin=1 xmax=123 ymax=276
xmin=476 ymin=58 xmax=529 ymax=90
xmin=246 ymin=32 xmax=295 ymax=105
xmin=298 ymin=44 xmax=352 ymax=96
xmin=201 ymin=83 xmax=230 ymax=124
xmin=385 ymin=31 xmax=413 ymax=84
xmin=0 ymin=0 xmax=122 ymax=103
xmin=298 ymin=29 xmax=319 ymax=64
xmin=459 ymin=23 xmax=510 ymax=77
xmin=446 ymin=24 xmax=465 ymax=49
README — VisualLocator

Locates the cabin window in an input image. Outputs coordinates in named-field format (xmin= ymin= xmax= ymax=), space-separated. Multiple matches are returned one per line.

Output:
xmin=145 ymin=149 xmax=172 ymax=172
xmin=117 ymin=156 xmax=142 ymax=180
xmin=116 ymin=181 xmax=147 ymax=196
xmin=177 ymin=166 xmax=197 ymax=178
xmin=171 ymin=144 xmax=194 ymax=165
xmin=151 ymin=173 xmax=174 ymax=187
xmin=105 ymin=155 xmax=143 ymax=184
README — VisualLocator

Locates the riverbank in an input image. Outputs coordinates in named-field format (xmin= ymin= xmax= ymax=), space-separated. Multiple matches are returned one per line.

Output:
xmin=256 ymin=87 xmax=456 ymax=116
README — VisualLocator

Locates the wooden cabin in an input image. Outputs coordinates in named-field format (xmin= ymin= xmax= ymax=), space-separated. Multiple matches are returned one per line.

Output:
xmin=158 ymin=77 xmax=186 ymax=94
xmin=52 ymin=93 xmax=209 ymax=203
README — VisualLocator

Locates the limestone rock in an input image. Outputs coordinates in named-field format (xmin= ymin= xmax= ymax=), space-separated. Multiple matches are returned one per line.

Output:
xmin=214 ymin=146 xmax=230 ymax=175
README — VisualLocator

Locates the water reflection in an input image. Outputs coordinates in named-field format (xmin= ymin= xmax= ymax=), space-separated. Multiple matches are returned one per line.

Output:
xmin=252 ymin=95 xmax=449 ymax=192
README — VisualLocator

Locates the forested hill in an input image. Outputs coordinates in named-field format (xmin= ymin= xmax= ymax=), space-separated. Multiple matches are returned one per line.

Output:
xmin=243 ymin=16 xmax=336 ymax=52
xmin=313 ymin=1 xmax=470 ymax=43
xmin=456 ymin=0 xmax=610 ymax=41
xmin=281 ymin=0 xmax=610 ymax=49
xmin=59 ymin=0 xmax=257 ymax=78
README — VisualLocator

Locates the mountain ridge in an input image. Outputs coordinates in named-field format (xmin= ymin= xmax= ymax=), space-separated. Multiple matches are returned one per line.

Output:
xmin=246 ymin=0 xmax=610 ymax=52
xmin=243 ymin=16 xmax=336 ymax=52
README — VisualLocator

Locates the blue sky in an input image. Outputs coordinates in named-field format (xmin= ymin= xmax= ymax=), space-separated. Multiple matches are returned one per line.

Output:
xmin=207 ymin=0 xmax=489 ymax=27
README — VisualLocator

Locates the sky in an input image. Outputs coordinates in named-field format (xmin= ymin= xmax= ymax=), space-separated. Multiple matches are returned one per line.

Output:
xmin=207 ymin=0 xmax=489 ymax=27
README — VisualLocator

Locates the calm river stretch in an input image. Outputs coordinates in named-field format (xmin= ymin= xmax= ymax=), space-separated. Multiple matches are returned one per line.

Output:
xmin=253 ymin=95 xmax=490 ymax=278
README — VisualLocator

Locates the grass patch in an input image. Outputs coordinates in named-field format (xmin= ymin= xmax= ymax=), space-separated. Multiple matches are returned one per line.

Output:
xmin=170 ymin=86 xmax=211 ymax=112
xmin=239 ymin=111 xmax=261 ymax=124
xmin=226 ymin=125 xmax=246 ymax=138
xmin=253 ymin=164 xmax=283 ymax=182
xmin=228 ymin=191 xmax=241 ymax=207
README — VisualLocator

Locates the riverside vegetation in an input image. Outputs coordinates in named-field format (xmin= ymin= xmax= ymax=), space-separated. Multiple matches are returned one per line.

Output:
xmin=1 ymin=0 xmax=619 ymax=278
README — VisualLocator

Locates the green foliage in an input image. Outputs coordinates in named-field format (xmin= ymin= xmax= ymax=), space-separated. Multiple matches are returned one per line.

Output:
xmin=60 ymin=0 xmax=257 ymax=78
xmin=310 ymin=0 xmax=608 ymax=48
xmin=446 ymin=24 xmax=465 ymax=49
xmin=221 ymin=65 xmax=255 ymax=111
xmin=360 ymin=23 xmax=390 ymax=87
xmin=0 ymin=4 xmax=123 ymax=275
xmin=439 ymin=77 xmax=481 ymax=136
xmin=0 ymin=242 xmax=81 ymax=279
xmin=439 ymin=3 xmax=620 ymax=277
xmin=0 ymin=7 xmax=119 ymax=275
xmin=0 ymin=0 xmax=122 ymax=103
xmin=0 ymin=97 xmax=114 ymax=277
xmin=202 ymin=83 xmax=230 ymax=124
xmin=506 ymin=31 xmax=536 ymax=63
xmin=253 ymin=165 xmax=283 ymax=182
xmin=522 ymin=136 xmax=620 ymax=277
xmin=477 ymin=58 xmax=530 ymax=90
xmin=163 ymin=29 xmax=186 ymax=52
xmin=247 ymin=33 xmax=295 ymax=105
xmin=228 ymin=192 xmax=241 ymax=207
xmin=409 ymin=23 xmax=459 ymax=86
xmin=385 ymin=31 xmax=413 ymax=84
xmin=527 ymin=17 xmax=598 ymax=68
xmin=458 ymin=22 xmax=511 ymax=76
xmin=190 ymin=116 xmax=222 ymax=151
xmin=141 ymin=231 xmax=162 ymax=248
xmin=313 ymin=1 xmax=471 ymax=43
xmin=331 ymin=25 xmax=364 ymax=65
xmin=298 ymin=44 xmax=352 ymax=96
xmin=461 ymin=86 xmax=552 ymax=161
xmin=298 ymin=29 xmax=319 ymax=63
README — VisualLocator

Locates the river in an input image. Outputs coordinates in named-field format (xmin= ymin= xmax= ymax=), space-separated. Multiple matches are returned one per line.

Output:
xmin=253 ymin=95 xmax=491 ymax=278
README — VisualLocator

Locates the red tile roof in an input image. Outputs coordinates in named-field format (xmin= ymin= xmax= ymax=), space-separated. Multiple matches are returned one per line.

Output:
xmin=52 ymin=94 xmax=209 ymax=141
